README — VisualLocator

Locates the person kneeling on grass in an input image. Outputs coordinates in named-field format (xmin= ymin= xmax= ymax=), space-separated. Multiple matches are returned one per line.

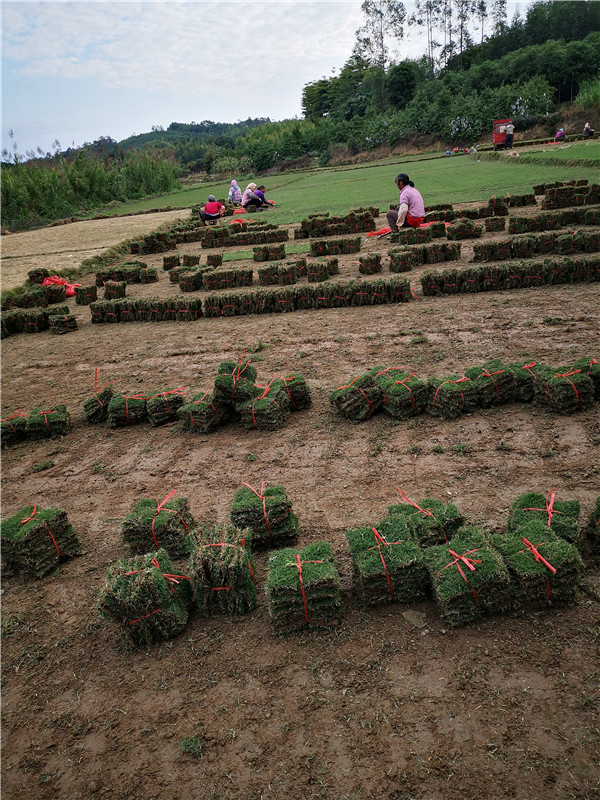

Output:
xmin=255 ymin=185 xmax=276 ymax=207
xmin=241 ymin=183 xmax=265 ymax=210
xmin=386 ymin=173 xmax=425 ymax=232
xmin=199 ymin=195 xmax=225 ymax=224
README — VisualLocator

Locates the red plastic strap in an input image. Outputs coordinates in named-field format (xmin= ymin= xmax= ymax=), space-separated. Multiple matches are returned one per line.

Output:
xmin=521 ymin=488 xmax=563 ymax=528
xmin=432 ymin=377 xmax=470 ymax=408
xmin=251 ymin=376 xmax=279 ymax=428
xmin=122 ymin=393 xmax=147 ymax=423
xmin=38 ymin=404 xmax=63 ymax=433
xmin=335 ymin=376 xmax=373 ymax=409
xmin=438 ymin=548 xmax=481 ymax=605
xmin=242 ymin=480 xmax=272 ymax=540
xmin=397 ymin=489 xmax=433 ymax=517
xmin=2 ymin=410 xmax=27 ymax=432
xmin=282 ymin=376 xmax=297 ymax=409
xmin=550 ymin=369 xmax=581 ymax=405
xmin=128 ymin=609 xmax=160 ymax=625
xmin=368 ymin=527 xmax=404 ymax=597
xmin=151 ymin=387 xmax=186 ymax=417
xmin=474 ymin=369 xmax=504 ymax=396
xmin=519 ymin=538 xmax=556 ymax=574
xmin=202 ymin=541 xmax=255 ymax=584
xmin=521 ymin=361 xmax=537 ymax=377
xmin=288 ymin=554 xmax=325 ymax=622
xmin=20 ymin=505 xmax=60 ymax=556
xmin=392 ymin=373 xmax=416 ymax=409
xmin=149 ymin=490 xmax=190 ymax=549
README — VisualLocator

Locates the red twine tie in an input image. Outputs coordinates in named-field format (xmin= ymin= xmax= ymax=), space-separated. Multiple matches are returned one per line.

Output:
xmin=242 ymin=480 xmax=273 ymax=540
xmin=149 ymin=490 xmax=190 ymax=549
xmin=518 ymin=537 xmax=556 ymax=599
xmin=190 ymin=391 xmax=221 ymax=426
xmin=432 ymin=377 xmax=470 ymax=409
xmin=548 ymin=369 xmax=581 ymax=405
xmin=1 ymin=410 xmax=27 ymax=433
xmin=438 ymin=548 xmax=482 ymax=606
xmin=94 ymin=368 xmax=117 ymax=407
xmin=397 ymin=489 xmax=433 ymax=517
xmin=521 ymin=361 xmax=537 ymax=378
xmin=202 ymin=541 xmax=255 ymax=584
xmin=474 ymin=369 xmax=505 ymax=397
xmin=20 ymin=504 xmax=60 ymax=556
xmin=521 ymin=488 xmax=563 ymax=528
xmin=335 ymin=376 xmax=373 ymax=409
xmin=368 ymin=527 xmax=404 ymax=597
xmin=251 ymin=376 xmax=279 ymax=428
xmin=287 ymin=554 xmax=325 ymax=622
xmin=151 ymin=387 xmax=186 ymax=417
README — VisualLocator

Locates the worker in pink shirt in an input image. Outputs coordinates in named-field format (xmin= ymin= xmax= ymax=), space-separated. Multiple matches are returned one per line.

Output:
xmin=386 ymin=173 xmax=425 ymax=231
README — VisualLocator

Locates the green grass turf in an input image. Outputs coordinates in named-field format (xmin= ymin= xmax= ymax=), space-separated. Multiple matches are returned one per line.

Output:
xmin=517 ymin=140 xmax=600 ymax=161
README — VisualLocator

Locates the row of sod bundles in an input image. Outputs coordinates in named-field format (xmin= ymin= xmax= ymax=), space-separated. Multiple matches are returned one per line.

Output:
xmin=425 ymin=526 xmax=511 ymax=626
xmin=231 ymin=483 xmax=298 ymax=550
xmin=1 ymin=505 xmax=81 ymax=579
xmin=75 ymin=285 xmax=98 ymax=304
xmin=349 ymin=205 xmax=380 ymax=219
xmin=179 ymin=269 xmax=204 ymax=292
xmin=163 ymin=254 xmax=181 ymax=270
xmin=43 ymin=282 xmax=67 ymax=304
xmin=178 ymin=390 xmax=232 ymax=433
xmin=310 ymin=237 xmax=362 ymax=256
xmin=1 ymin=287 xmax=47 ymax=310
xmin=387 ymin=496 xmax=464 ymax=548
xmin=370 ymin=366 xmax=428 ymax=419
xmin=139 ymin=266 xmax=158 ymax=284
xmin=389 ymin=227 xmax=432 ymax=246
xmin=506 ymin=193 xmax=537 ymax=208
xmin=238 ymin=378 xmax=290 ymax=431
xmin=107 ymin=392 xmax=148 ymax=427
xmin=428 ymin=374 xmax=479 ymax=419
xmin=533 ymin=364 xmax=595 ymax=415
xmin=201 ymin=227 xmax=233 ymax=248
xmin=330 ymin=372 xmax=383 ymax=421
xmin=456 ymin=206 xmax=493 ymax=220
xmin=229 ymin=229 xmax=289 ymax=247
xmin=346 ymin=519 xmax=428 ymax=605
xmin=122 ymin=494 xmax=196 ymax=556
xmin=104 ymin=280 xmax=126 ymax=299
xmin=189 ymin=524 xmax=256 ymax=615
xmin=253 ymin=244 xmax=286 ymax=262
xmin=2 ymin=307 xmax=50 ymax=335
xmin=485 ymin=216 xmax=507 ymax=233
xmin=463 ymin=359 xmax=517 ymax=406
xmin=492 ymin=522 xmax=583 ymax=611
xmin=131 ymin=231 xmax=176 ymax=254
xmin=26 ymin=404 xmax=69 ymax=439
xmin=1 ymin=411 xmax=28 ymax=446
xmin=446 ymin=218 xmax=484 ymax=240
xmin=98 ymin=549 xmax=193 ymax=647
xmin=533 ymin=180 xmax=588 ymax=195
xmin=389 ymin=248 xmax=417 ymax=272
xmin=49 ymin=312 xmax=78 ymax=334
xmin=146 ymin=388 xmax=186 ymax=426
xmin=507 ymin=490 xmax=581 ymax=547
xmin=203 ymin=268 xmax=253 ymax=290
xmin=358 ymin=254 xmax=382 ymax=275
xmin=95 ymin=261 xmax=147 ymax=286
xmin=28 ymin=267 xmax=50 ymax=284
xmin=266 ymin=542 xmax=341 ymax=635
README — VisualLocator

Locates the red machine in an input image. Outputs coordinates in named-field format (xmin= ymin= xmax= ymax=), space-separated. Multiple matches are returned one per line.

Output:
xmin=493 ymin=118 xmax=513 ymax=150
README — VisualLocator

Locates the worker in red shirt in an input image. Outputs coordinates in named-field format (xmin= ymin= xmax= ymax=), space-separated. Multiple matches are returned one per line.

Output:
xmin=199 ymin=195 xmax=225 ymax=224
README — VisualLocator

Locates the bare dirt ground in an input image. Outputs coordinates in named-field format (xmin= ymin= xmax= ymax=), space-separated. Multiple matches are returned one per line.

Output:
xmin=2 ymin=207 xmax=600 ymax=800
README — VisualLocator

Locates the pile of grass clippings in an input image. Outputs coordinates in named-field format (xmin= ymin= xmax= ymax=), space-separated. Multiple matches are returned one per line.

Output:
xmin=266 ymin=542 xmax=341 ymax=635
xmin=122 ymin=492 xmax=196 ymax=556
xmin=330 ymin=373 xmax=383 ymax=421
xmin=1 ymin=505 xmax=81 ymax=579
xmin=189 ymin=524 xmax=256 ymax=615
xmin=507 ymin=490 xmax=581 ymax=548
xmin=107 ymin=393 xmax=148 ymax=427
xmin=231 ymin=482 xmax=299 ymax=550
xmin=97 ymin=548 xmax=192 ymax=647
xmin=26 ymin=404 xmax=69 ymax=439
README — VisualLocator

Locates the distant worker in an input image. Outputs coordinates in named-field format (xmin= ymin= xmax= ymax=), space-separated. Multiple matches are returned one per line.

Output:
xmin=504 ymin=121 xmax=515 ymax=149
xmin=386 ymin=173 xmax=425 ymax=232
xmin=583 ymin=122 xmax=594 ymax=138
xmin=199 ymin=195 xmax=225 ymax=224
xmin=241 ymin=183 xmax=265 ymax=210
xmin=228 ymin=180 xmax=243 ymax=206
xmin=554 ymin=128 xmax=565 ymax=141
xmin=255 ymin=185 xmax=276 ymax=207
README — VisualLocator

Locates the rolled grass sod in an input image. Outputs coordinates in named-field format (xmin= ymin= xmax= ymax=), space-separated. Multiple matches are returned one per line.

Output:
xmin=427 ymin=375 xmax=479 ymax=419
xmin=239 ymin=378 xmax=290 ymax=431
xmin=387 ymin=494 xmax=464 ymax=548
xmin=507 ymin=490 xmax=581 ymax=548
xmin=230 ymin=483 xmax=299 ymax=550
xmin=266 ymin=542 xmax=341 ymax=636
xmin=1 ymin=505 xmax=81 ymax=579
xmin=281 ymin=374 xmax=312 ymax=411
xmin=371 ymin=367 xmax=428 ymax=419
xmin=346 ymin=524 xmax=428 ymax=606
xmin=26 ymin=404 xmax=69 ymax=439
xmin=330 ymin=373 xmax=383 ymax=421
xmin=188 ymin=524 xmax=256 ymax=615
xmin=97 ymin=548 xmax=192 ymax=647
xmin=178 ymin=390 xmax=231 ymax=433
xmin=146 ymin=388 xmax=187 ymax=426
xmin=425 ymin=526 xmax=511 ymax=627
xmin=121 ymin=493 xmax=196 ymax=556
xmin=107 ymin=393 xmax=148 ymax=427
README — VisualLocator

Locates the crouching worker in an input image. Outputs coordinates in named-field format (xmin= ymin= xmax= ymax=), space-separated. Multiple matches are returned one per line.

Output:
xmin=199 ymin=195 xmax=225 ymax=224
xmin=386 ymin=173 xmax=425 ymax=232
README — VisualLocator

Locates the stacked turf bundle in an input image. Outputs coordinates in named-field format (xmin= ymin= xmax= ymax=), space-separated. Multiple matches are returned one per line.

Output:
xmin=330 ymin=372 xmax=383 ymax=421
xmin=182 ymin=254 xmax=201 ymax=267
xmin=571 ymin=356 xmax=600 ymax=400
xmin=586 ymin=497 xmax=600 ymax=563
xmin=533 ymin=365 xmax=595 ymax=414
xmin=387 ymin=495 xmax=464 ymax=548
xmin=75 ymin=285 xmax=98 ymax=305
xmin=307 ymin=261 xmax=330 ymax=282
xmin=97 ymin=549 xmax=192 ymax=647
xmin=139 ymin=266 xmax=158 ymax=283
xmin=168 ymin=265 xmax=191 ymax=284
xmin=238 ymin=378 xmax=290 ymax=431
xmin=422 ymin=241 xmax=461 ymax=263
xmin=213 ymin=359 xmax=259 ymax=410
xmin=487 ymin=198 xmax=509 ymax=215
xmin=43 ymin=283 xmax=67 ymax=304
xmin=346 ymin=520 xmax=428 ymax=606
xmin=231 ymin=483 xmax=299 ymax=550
xmin=122 ymin=494 xmax=196 ymax=556
xmin=26 ymin=404 xmax=69 ymax=439
xmin=206 ymin=253 xmax=223 ymax=267
xmin=508 ymin=360 xmax=545 ymax=402
xmin=446 ymin=219 xmax=483 ymax=240
xmin=485 ymin=217 xmax=507 ymax=233
xmin=49 ymin=313 xmax=78 ymax=334
xmin=1 ymin=411 xmax=28 ymax=446
xmin=492 ymin=522 xmax=583 ymax=611
xmin=28 ymin=267 xmax=50 ymax=284
xmin=427 ymin=375 xmax=478 ymax=419
xmin=1 ymin=505 xmax=81 ymax=579
xmin=350 ymin=279 xmax=389 ymax=306
xmin=178 ymin=390 xmax=231 ymax=433
xmin=358 ymin=254 xmax=382 ymax=275
xmin=277 ymin=264 xmax=298 ymax=285
xmin=507 ymin=491 xmax=581 ymax=548
xmin=146 ymin=388 xmax=187 ymax=426
xmin=174 ymin=296 xmax=202 ymax=321
xmin=104 ymin=280 xmax=126 ymax=300
xmin=188 ymin=524 xmax=256 ymax=615
xmin=107 ymin=393 xmax=148 ymax=427
xmin=292 ymin=258 xmax=307 ymax=278
xmin=389 ymin=249 xmax=416 ymax=272
xmin=464 ymin=360 xmax=516 ymax=406
xmin=258 ymin=265 xmax=279 ymax=286
xmin=424 ymin=526 xmax=511 ymax=627
xmin=326 ymin=257 xmax=339 ymax=275
xmin=272 ymin=287 xmax=295 ymax=313
xmin=390 ymin=227 xmax=432 ymax=245
xmin=179 ymin=270 xmax=203 ymax=292
xmin=371 ymin=367 xmax=428 ymax=419
xmin=163 ymin=254 xmax=180 ymax=270
xmin=281 ymin=374 xmax=312 ymax=411
xmin=266 ymin=541 xmax=341 ymax=635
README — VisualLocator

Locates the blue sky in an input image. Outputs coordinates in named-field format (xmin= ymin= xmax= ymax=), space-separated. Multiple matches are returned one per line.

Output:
xmin=2 ymin=0 xmax=529 ymax=158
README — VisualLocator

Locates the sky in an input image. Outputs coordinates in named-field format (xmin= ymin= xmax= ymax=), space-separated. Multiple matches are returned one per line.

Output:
xmin=1 ymin=0 xmax=530 ymax=158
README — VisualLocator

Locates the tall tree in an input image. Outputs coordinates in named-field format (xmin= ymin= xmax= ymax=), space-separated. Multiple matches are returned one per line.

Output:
xmin=490 ymin=0 xmax=507 ymax=36
xmin=353 ymin=0 xmax=406 ymax=73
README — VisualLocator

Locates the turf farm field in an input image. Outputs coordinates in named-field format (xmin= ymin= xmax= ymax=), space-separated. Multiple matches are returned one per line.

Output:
xmin=2 ymin=153 xmax=600 ymax=800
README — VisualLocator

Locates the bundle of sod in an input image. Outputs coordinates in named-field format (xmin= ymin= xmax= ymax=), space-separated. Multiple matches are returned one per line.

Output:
xmin=487 ymin=198 xmax=509 ymax=215
xmin=571 ymin=356 xmax=600 ymax=399
xmin=585 ymin=208 xmax=600 ymax=225
xmin=107 ymin=393 xmax=148 ymax=427
xmin=389 ymin=249 xmax=416 ymax=272
xmin=422 ymin=241 xmax=461 ymax=263
xmin=390 ymin=227 xmax=431 ymax=245
xmin=121 ymin=263 xmax=144 ymax=284
xmin=464 ymin=360 xmax=517 ymax=406
xmin=231 ymin=483 xmax=299 ymax=550
xmin=371 ymin=367 xmax=428 ymax=419
xmin=266 ymin=542 xmax=341 ymax=635
xmin=277 ymin=264 xmax=298 ymax=285
xmin=188 ymin=524 xmax=256 ymax=615
xmin=513 ymin=233 xmax=546 ymax=259
xmin=110 ymin=298 xmax=130 ymax=323
xmin=122 ymin=494 xmax=196 ymax=556
xmin=349 ymin=279 xmax=386 ymax=306
xmin=427 ymin=375 xmax=478 ymax=419
xmin=83 ymin=376 xmax=115 ymax=423
xmin=508 ymin=360 xmax=546 ymax=402
xmin=425 ymin=526 xmax=511 ymax=626
xmin=167 ymin=265 xmax=188 ymax=284
xmin=90 ymin=300 xmax=108 ymax=323
xmin=175 ymin=296 xmax=203 ymax=321
xmin=358 ymin=254 xmax=382 ymax=275
xmin=326 ymin=257 xmax=339 ymax=275
xmin=533 ymin=365 xmax=595 ymax=414
xmin=1 ymin=505 xmax=81 ymax=579
xmin=139 ymin=266 xmax=158 ymax=284
xmin=258 ymin=264 xmax=279 ymax=285
xmin=420 ymin=270 xmax=444 ymax=296
xmin=239 ymin=378 xmax=291 ymax=431
xmin=586 ymin=496 xmax=600 ymax=564
xmin=104 ymin=280 xmax=126 ymax=300
xmin=386 ymin=276 xmax=412 ymax=303
xmin=247 ymin=289 xmax=276 ymax=315
xmin=179 ymin=270 xmax=203 ymax=292
xmin=446 ymin=218 xmax=483 ymax=240
xmin=75 ymin=285 xmax=97 ymax=305
xmin=492 ymin=522 xmax=583 ymax=612
xmin=281 ymin=373 xmax=312 ymax=410
xmin=272 ymin=287 xmax=296 ymax=313
xmin=182 ymin=254 xmax=201 ymax=267
xmin=26 ymin=404 xmax=69 ymax=439
xmin=18 ymin=307 xmax=48 ymax=333
xmin=293 ymin=284 xmax=316 ymax=310
xmin=146 ymin=298 xmax=166 ymax=322
xmin=428 ymin=221 xmax=447 ymax=237
xmin=292 ymin=258 xmax=307 ymax=278
xmin=97 ymin=549 xmax=192 ymax=647
xmin=347 ymin=520 xmax=428 ymax=605
xmin=163 ymin=254 xmax=180 ymax=270
xmin=49 ymin=313 xmax=78 ymax=334
xmin=2 ymin=287 xmax=47 ymax=310
xmin=147 ymin=388 xmax=187 ymax=426
xmin=307 ymin=261 xmax=330 ymax=282
xmin=178 ymin=390 xmax=230 ymax=433
xmin=330 ymin=373 xmax=383 ymax=421
xmin=507 ymin=490 xmax=581 ymax=548
xmin=206 ymin=253 xmax=223 ymax=267
xmin=387 ymin=495 xmax=464 ymax=548
xmin=1 ymin=411 xmax=28 ymax=446
xmin=213 ymin=360 xmax=259 ymax=411
xmin=28 ymin=267 xmax=50 ymax=284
